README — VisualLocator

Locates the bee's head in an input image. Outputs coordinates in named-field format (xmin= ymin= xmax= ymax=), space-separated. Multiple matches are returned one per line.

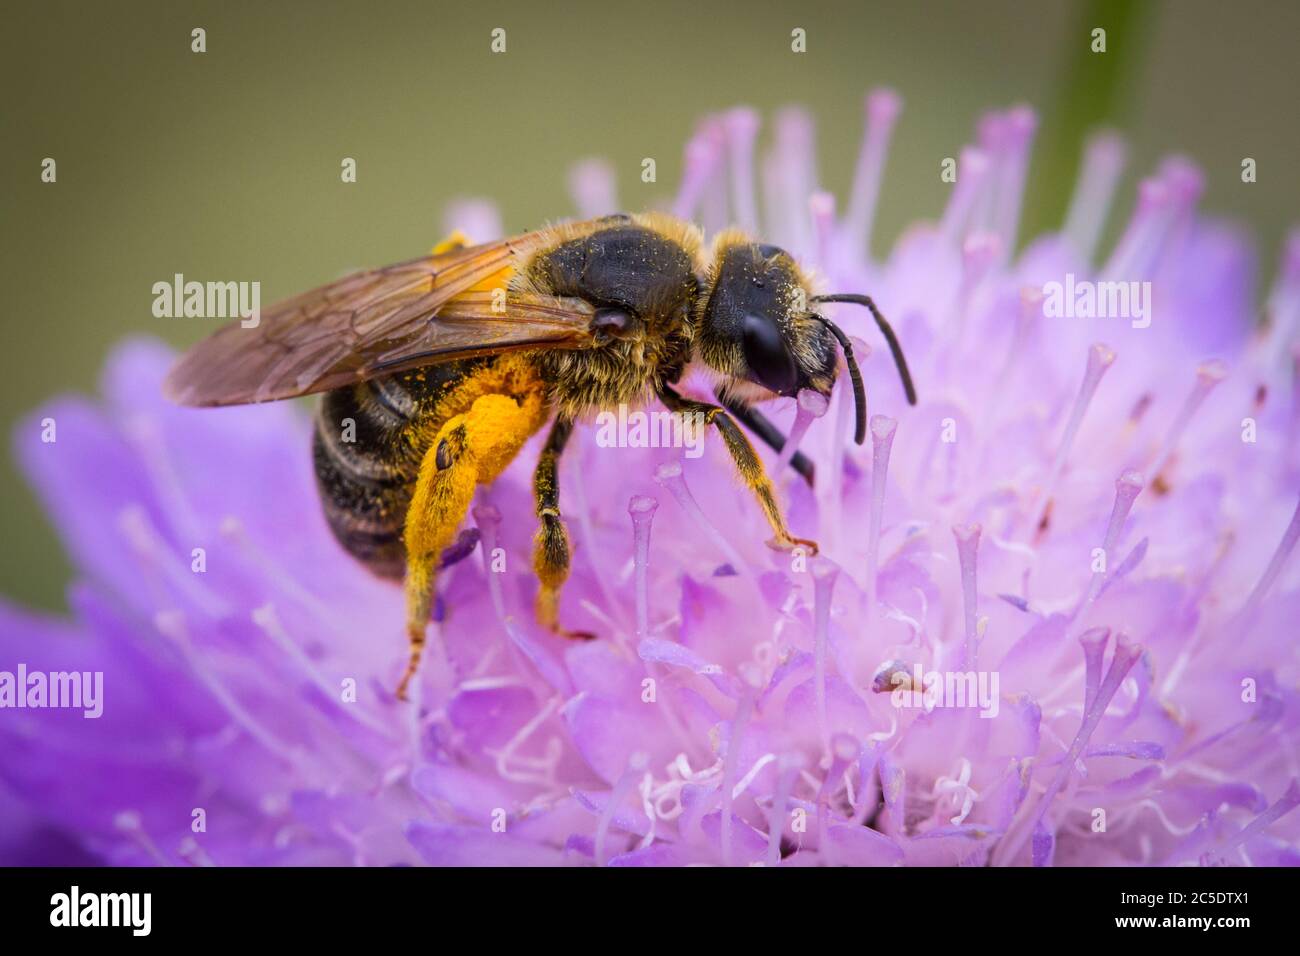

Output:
xmin=696 ymin=236 xmax=916 ymax=444
xmin=697 ymin=238 xmax=834 ymax=399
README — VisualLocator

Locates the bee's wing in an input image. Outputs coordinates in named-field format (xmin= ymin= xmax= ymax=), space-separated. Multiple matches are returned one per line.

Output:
xmin=163 ymin=230 xmax=599 ymax=407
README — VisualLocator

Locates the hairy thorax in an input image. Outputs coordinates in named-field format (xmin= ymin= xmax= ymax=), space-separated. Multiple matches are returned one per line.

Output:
xmin=531 ymin=321 xmax=693 ymax=420
xmin=514 ymin=213 xmax=703 ymax=420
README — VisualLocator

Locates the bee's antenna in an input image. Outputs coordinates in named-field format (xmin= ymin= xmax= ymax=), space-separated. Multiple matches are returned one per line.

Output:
xmin=814 ymin=315 xmax=868 ymax=445
xmin=811 ymin=293 xmax=918 ymax=407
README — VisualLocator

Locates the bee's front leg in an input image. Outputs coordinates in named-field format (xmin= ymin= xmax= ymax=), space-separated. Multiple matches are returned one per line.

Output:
xmin=714 ymin=386 xmax=816 ymax=488
xmin=658 ymin=386 xmax=818 ymax=556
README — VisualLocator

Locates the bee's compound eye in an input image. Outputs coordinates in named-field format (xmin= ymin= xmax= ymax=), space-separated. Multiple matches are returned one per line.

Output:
xmin=741 ymin=313 xmax=798 ymax=395
xmin=435 ymin=439 xmax=453 ymax=471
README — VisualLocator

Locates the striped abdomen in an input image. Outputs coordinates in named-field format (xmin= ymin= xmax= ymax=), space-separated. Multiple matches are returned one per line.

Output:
xmin=312 ymin=360 xmax=487 ymax=578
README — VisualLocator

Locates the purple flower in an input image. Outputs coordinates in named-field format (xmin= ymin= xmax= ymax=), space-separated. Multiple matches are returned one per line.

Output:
xmin=3 ymin=91 xmax=1299 ymax=867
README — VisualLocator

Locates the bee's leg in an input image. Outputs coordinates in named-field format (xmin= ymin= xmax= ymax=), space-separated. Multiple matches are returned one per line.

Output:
xmin=659 ymin=386 xmax=818 ymax=555
xmin=531 ymin=417 xmax=592 ymax=639
xmin=713 ymin=387 xmax=816 ymax=487
xmin=398 ymin=390 xmax=546 ymax=700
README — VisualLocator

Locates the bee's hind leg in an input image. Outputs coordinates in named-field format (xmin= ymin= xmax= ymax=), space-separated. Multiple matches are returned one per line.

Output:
xmin=531 ymin=417 xmax=593 ymax=640
xmin=398 ymin=390 xmax=546 ymax=700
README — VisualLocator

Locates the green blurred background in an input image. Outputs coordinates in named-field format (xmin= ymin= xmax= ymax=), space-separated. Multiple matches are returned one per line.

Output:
xmin=3 ymin=0 xmax=1298 ymax=611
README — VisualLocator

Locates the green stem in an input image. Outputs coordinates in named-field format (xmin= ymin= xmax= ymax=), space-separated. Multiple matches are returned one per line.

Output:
xmin=1020 ymin=0 xmax=1159 ymax=247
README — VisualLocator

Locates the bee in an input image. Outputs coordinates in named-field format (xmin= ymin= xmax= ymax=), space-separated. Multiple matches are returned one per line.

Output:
xmin=165 ymin=212 xmax=916 ymax=699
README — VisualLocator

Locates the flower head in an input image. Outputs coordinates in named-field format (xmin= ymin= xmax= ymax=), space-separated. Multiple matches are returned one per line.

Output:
xmin=3 ymin=91 xmax=1299 ymax=866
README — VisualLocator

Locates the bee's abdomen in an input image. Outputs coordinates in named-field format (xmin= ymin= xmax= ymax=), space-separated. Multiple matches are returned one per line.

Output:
xmin=311 ymin=362 xmax=488 ymax=579
xmin=312 ymin=381 xmax=414 ymax=579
